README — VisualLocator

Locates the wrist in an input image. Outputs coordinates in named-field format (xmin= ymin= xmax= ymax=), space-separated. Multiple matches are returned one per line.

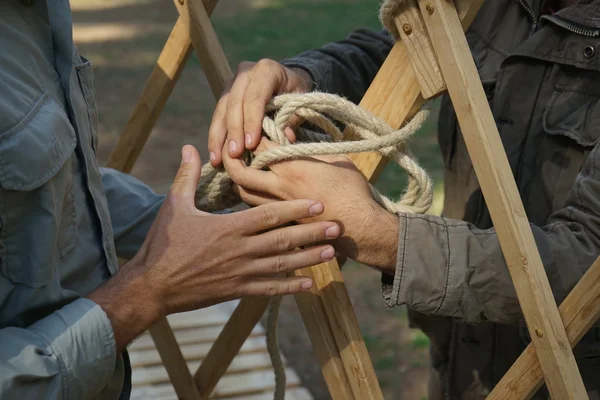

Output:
xmin=356 ymin=205 xmax=399 ymax=274
xmin=87 ymin=258 xmax=162 ymax=351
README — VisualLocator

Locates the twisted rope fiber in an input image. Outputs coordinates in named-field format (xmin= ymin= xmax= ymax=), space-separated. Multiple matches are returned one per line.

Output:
xmin=193 ymin=91 xmax=433 ymax=399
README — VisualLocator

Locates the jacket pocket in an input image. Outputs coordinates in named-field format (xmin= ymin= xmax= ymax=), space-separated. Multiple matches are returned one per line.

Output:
xmin=0 ymin=93 xmax=77 ymax=287
xmin=542 ymin=80 xmax=600 ymax=211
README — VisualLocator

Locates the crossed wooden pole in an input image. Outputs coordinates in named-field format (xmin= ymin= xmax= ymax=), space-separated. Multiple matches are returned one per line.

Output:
xmin=107 ymin=0 xmax=600 ymax=399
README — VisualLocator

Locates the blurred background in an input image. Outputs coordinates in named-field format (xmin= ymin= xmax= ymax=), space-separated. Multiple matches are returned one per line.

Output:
xmin=71 ymin=1 xmax=445 ymax=398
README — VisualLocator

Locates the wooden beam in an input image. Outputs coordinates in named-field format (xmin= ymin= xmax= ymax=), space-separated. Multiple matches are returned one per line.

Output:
xmin=173 ymin=0 xmax=232 ymax=98
xmin=106 ymin=0 xmax=220 ymax=172
xmin=394 ymin=0 xmax=444 ymax=99
xmin=418 ymin=0 xmax=587 ymax=398
xmin=194 ymin=297 xmax=270 ymax=398
xmin=346 ymin=0 xmax=480 ymax=181
xmin=148 ymin=318 xmax=202 ymax=400
xmin=488 ymin=256 xmax=600 ymax=399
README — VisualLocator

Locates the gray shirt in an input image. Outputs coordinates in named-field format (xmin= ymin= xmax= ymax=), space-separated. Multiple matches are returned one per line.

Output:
xmin=0 ymin=1 xmax=164 ymax=398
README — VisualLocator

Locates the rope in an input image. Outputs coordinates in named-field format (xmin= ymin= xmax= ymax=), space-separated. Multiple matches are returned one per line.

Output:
xmin=193 ymin=91 xmax=433 ymax=399
xmin=379 ymin=0 xmax=409 ymax=40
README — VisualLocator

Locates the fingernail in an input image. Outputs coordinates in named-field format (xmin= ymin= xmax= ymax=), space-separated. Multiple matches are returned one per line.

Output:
xmin=181 ymin=146 xmax=192 ymax=164
xmin=301 ymin=280 xmax=313 ymax=290
xmin=309 ymin=202 xmax=324 ymax=215
xmin=209 ymin=152 xmax=216 ymax=162
xmin=245 ymin=133 xmax=252 ymax=146
xmin=228 ymin=140 xmax=238 ymax=153
xmin=325 ymin=225 xmax=340 ymax=239
xmin=321 ymin=247 xmax=335 ymax=260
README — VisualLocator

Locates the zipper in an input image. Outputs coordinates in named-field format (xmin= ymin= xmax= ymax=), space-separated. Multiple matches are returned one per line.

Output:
xmin=541 ymin=14 xmax=600 ymax=37
xmin=515 ymin=0 xmax=538 ymax=33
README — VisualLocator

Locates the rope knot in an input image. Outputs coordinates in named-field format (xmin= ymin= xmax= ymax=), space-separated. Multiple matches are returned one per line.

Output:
xmin=195 ymin=92 xmax=433 ymax=215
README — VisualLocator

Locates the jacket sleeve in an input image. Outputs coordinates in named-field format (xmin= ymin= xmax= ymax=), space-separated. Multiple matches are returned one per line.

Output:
xmin=0 ymin=298 xmax=117 ymax=399
xmin=281 ymin=28 xmax=394 ymax=103
xmin=100 ymin=168 xmax=165 ymax=260
xmin=383 ymin=141 xmax=600 ymax=325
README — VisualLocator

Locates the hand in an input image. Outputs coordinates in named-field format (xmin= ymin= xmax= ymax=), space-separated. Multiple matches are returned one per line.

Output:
xmin=88 ymin=145 xmax=340 ymax=351
xmin=223 ymin=139 xmax=399 ymax=272
xmin=208 ymin=59 xmax=313 ymax=166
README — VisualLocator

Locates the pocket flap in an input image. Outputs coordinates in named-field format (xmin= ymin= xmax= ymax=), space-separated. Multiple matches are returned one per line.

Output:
xmin=543 ymin=85 xmax=600 ymax=147
xmin=0 ymin=93 xmax=76 ymax=190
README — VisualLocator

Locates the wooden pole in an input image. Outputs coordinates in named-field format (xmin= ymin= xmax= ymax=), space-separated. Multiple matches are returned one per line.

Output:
xmin=418 ymin=0 xmax=587 ymax=397
xmin=106 ymin=0 xmax=219 ymax=173
xmin=488 ymin=256 xmax=600 ymax=399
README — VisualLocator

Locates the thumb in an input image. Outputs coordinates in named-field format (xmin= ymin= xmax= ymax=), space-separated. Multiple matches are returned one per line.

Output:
xmin=169 ymin=145 xmax=202 ymax=209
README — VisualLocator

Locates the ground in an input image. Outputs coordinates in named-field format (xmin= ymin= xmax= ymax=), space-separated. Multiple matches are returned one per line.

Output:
xmin=71 ymin=1 xmax=446 ymax=398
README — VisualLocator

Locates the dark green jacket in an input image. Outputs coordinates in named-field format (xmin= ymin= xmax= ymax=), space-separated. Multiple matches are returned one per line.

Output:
xmin=284 ymin=0 xmax=600 ymax=398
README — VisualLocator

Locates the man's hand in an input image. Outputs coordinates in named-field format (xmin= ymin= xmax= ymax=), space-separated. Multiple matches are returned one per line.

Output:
xmin=88 ymin=145 xmax=339 ymax=351
xmin=208 ymin=60 xmax=313 ymax=166
xmin=223 ymin=139 xmax=399 ymax=273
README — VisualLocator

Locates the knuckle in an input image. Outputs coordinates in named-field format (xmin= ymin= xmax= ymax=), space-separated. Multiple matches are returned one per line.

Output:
xmin=260 ymin=207 xmax=281 ymax=227
xmin=256 ymin=58 xmax=274 ymax=69
xmin=264 ymin=283 xmax=277 ymax=296
xmin=237 ymin=61 xmax=254 ymax=73
xmin=273 ymin=256 xmax=286 ymax=274
xmin=276 ymin=230 xmax=292 ymax=251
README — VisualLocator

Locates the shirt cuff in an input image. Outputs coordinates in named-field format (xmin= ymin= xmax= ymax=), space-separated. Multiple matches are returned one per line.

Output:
xmin=29 ymin=298 xmax=117 ymax=399
xmin=382 ymin=212 xmax=463 ymax=317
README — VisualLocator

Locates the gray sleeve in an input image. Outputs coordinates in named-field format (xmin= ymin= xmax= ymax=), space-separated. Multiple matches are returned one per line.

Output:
xmin=383 ymin=143 xmax=600 ymax=325
xmin=281 ymin=28 xmax=394 ymax=103
xmin=0 ymin=298 xmax=117 ymax=399
xmin=100 ymin=168 xmax=165 ymax=260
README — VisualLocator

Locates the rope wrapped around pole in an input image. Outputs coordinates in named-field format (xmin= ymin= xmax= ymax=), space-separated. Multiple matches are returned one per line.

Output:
xmin=193 ymin=91 xmax=433 ymax=400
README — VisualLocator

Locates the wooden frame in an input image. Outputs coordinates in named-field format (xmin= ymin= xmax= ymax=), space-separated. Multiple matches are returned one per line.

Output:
xmin=106 ymin=0 xmax=600 ymax=399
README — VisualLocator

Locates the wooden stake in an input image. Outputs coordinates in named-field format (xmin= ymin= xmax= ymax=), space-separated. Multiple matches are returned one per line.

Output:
xmin=418 ymin=0 xmax=587 ymax=397
xmin=148 ymin=318 xmax=202 ymax=400
xmin=106 ymin=0 xmax=219 ymax=173
xmin=194 ymin=297 xmax=270 ymax=398
xmin=488 ymin=256 xmax=600 ymax=399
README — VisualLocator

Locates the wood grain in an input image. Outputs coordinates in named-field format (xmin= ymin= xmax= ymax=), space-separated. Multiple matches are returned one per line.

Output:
xmin=418 ymin=0 xmax=587 ymax=398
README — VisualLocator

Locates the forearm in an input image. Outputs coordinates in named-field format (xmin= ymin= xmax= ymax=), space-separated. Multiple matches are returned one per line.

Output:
xmin=382 ymin=211 xmax=599 ymax=325
xmin=281 ymin=28 xmax=394 ymax=103
xmin=0 ymin=299 xmax=119 ymax=399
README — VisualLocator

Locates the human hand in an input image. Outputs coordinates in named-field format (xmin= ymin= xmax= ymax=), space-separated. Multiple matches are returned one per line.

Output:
xmin=89 ymin=145 xmax=339 ymax=350
xmin=208 ymin=59 xmax=313 ymax=166
xmin=223 ymin=138 xmax=399 ymax=272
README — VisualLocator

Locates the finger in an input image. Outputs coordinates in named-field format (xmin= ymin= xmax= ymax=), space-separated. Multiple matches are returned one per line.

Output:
xmin=241 ymin=276 xmax=314 ymax=296
xmin=168 ymin=145 xmax=202 ymax=211
xmin=234 ymin=184 xmax=278 ymax=206
xmin=235 ymin=199 xmax=326 ymax=234
xmin=243 ymin=59 xmax=286 ymax=149
xmin=226 ymin=67 xmax=252 ymax=158
xmin=247 ymin=245 xmax=335 ymax=277
xmin=253 ymin=136 xmax=280 ymax=154
xmin=283 ymin=126 xmax=297 ymax=143
xmin=248 ymin=221 xmax=340 ymax=255
xmin=222 ymin=150 xmax=280 ymax=194
xmin=208 ymin=94 xmax=230 ymax=166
